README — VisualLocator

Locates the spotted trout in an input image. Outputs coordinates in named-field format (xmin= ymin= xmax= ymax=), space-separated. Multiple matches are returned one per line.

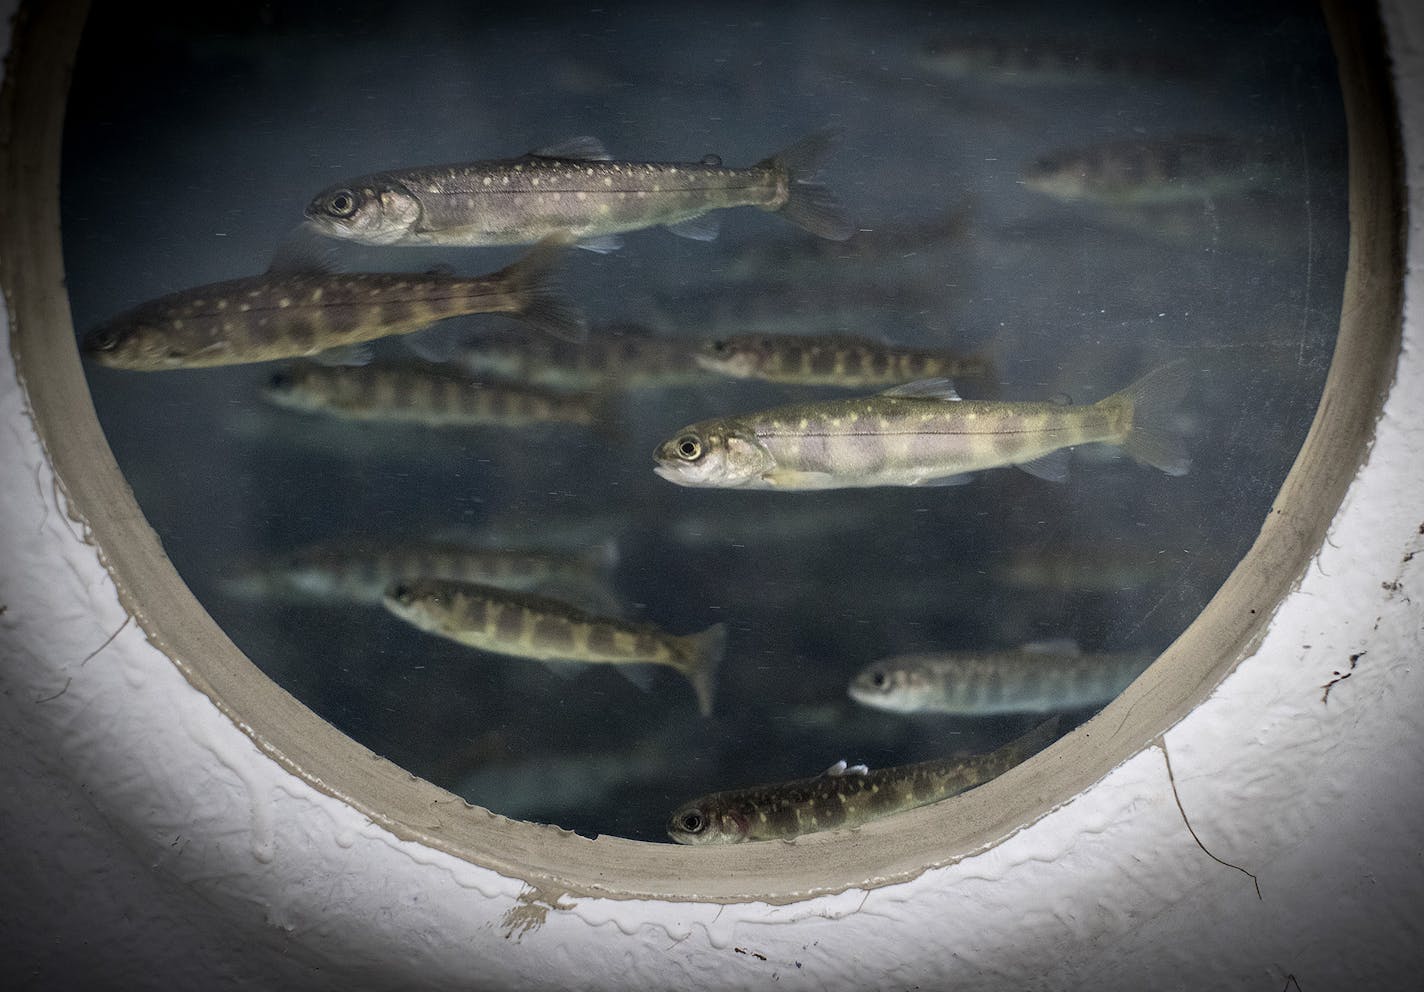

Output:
xmin=304 ymin=131 xmax=853 ymax=250
xmin=382 ymin=579 xmax=724 ymax=717
xmin=666 ymin=717 xmax=1061 ymax=844
xmin=653 ymin=361 xmax=1190 ymax=490
xmin=81 ymin=239 xmax=583 ymax=371
xmin=455 ymin=323 xmax=710 ymax=392
xmin=262 ymin=361 xmax=608 ymax=429
xmin=848 ymin=641 xmax=1154 ymax=716
xmin=694 ymin=333 xmax=993 ymax=387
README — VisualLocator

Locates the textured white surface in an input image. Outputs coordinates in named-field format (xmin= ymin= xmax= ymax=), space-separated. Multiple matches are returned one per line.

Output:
xmin=3 ymin=4 xmax=1424 ymax=990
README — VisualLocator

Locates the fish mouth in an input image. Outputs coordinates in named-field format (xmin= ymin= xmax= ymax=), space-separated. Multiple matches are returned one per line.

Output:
xmin=653 ymin=464 xmax=688 ymax=485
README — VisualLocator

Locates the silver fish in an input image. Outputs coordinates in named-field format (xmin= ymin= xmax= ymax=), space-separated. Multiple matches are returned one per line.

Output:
xmin=304 ymin=132 xmax=853 ymax=249
xmin=848 ymin=641 xmax=1155 ymax=715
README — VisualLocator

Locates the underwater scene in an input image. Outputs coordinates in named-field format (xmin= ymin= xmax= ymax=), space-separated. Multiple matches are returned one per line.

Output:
xmin=63 ymin=0 xmax=1346 ymax=842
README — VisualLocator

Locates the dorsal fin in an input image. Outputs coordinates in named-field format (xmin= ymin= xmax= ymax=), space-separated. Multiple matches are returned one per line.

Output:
xmin=823 ymin=760 xmax=869 ymax=777
xmin=700 ymin=153 xmax=723 ymax=167
xmin=528 ymin=136 xmax=613 ymax=161
xmin=881 ymin=378 xmax=961 ymax=401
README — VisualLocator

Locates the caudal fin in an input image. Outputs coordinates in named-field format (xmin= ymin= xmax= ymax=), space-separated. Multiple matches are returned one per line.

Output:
xmin=759 ymin=129 xmax=855 ymax=241
xmin=497 ymin=236 xmax=588 ymax=342
xmin=1100 ymin=360 xmax=1192 ymax=476
xmin=679 ymin=623 xmax=727 ymax=718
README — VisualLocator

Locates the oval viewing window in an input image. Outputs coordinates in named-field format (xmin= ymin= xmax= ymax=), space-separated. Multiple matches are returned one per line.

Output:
xmin=5 ymin=0 xmax=1401 ymax=899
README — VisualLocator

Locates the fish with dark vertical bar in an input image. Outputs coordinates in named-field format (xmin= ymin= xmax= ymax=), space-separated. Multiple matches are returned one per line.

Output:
xmin=261 ymin=361 xmax=609 ymax=429
xmin=303 ymin=131 xmax=853 ymax=249
xmin=455 ymin=323 xmax=711 ymax=391
xmin=80 ymin=238 xmax=583 ymax=371
xmin=653 ymin=362 xmax=1191 ymax=490
xmin=666 ymin=718 xmax=1061 ymax=844
xmin=220 ymin=537 xmax=617 ymax=607
xmin=1023 ymin=135 xmax=1284 ymax=206
xmin=382 ymin=579 xmax=724 ymax=717
xmin=847 ymin=641 xmax=1155 ymax=715
xmin=694 ymin=333 xmax=993 ymax=387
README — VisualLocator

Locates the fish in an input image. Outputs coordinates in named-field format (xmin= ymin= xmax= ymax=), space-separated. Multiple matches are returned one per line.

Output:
xmin=219 ymin=537 xmax=618 ymax=607
xmin=919 ymin=36 xmax=1196 ymax=86
xmin=261 ymin=360 xmax=609 ymax=429
xmin=847 ymin=641 xmax=1155 ymax=716
xmin=991 ymin=545 xmax=1183 ymax=594
xmin=382 ymin=579 xmax=725 ymax=717
xmin=1023 ymin=135 xmax=1283 ymax=207
xmin=80 ymin=239 xmax=583 ymax=371
xmin=694 ymin=333 xmax=993 ymax=387
xmin=454 ymin=322 xmax=710 ymax=392
xmin=666 ymin=717 xmax=1061 ymax=844
xmin=653 ymin=361 xmax=1191 ymax=490
xmin=303 ymin=131 xmax=853 ymax=250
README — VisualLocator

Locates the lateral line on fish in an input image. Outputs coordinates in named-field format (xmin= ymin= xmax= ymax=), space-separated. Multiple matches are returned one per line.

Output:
xmin=428 ymin=180 xmax=772 ymax=196
xmin=756 ymin=425 xmax=1086 ymax=440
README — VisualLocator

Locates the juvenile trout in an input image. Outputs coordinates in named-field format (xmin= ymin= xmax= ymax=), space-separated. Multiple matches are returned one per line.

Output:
xmin=221 ymin=538 xmax=617 ymax=607
xmin=262 ymin=361 xmax=608 ymax=429
xmin=653 ymin=362 xmax=1190 ymax=490
xmin=848 ymin=642 xmax=1154 ymax=716
xmin=304 ymin=131 xmax=853 ymax=249
xmin=1023 ymin=135 xmax=1281 ymax=206
xmin=455 ymin=323 xmax=709 ymax=391
xmin=81 ymin=240 xmax=582 ymax=371
xmin=694 ymin=333 xmax=992 ymax=387
xmin=382 ymin=579 xmax=724 ymax=717
xmin=920 ymin=36 xmax=1195 ymax=86
xmin=667 ymin=718 xmax=1061 ymax=844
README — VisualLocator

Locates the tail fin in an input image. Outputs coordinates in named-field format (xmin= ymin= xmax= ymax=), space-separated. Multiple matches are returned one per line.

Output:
xmin=1099 ymin=360 xmax=1192 ymax=476
xmin=497 ymin=236 xmax=588 ymax=342
xmin=1001 ymin=715 xmax=1063 ymax=765
xmin=679 ymin=623 xmax=727 ymax=718
xmin=759 ymin=129 xmax=855 ymax=241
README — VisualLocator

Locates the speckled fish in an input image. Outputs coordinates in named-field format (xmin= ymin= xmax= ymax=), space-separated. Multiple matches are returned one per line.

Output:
xmin=261 ymin=361 xmax=608 ymax=429
xmin=455 ymin=323 xmax=710 ymax=392
xmin=304 ymin=132 xmax=853 ymax=251
xmin=382 ymin=579 xmax=724 ymax=717
xmin=847 ymin=641 xmax=1154 ymax=716
xmin=80 ymin=239 xmax=583 ymax=371
xmin=653 ymin=362 xmax=1190 ymax=490
xmin=220 ymin=537 xmax=617 ymax=607
xmin=666 ymin=717 xmax=1061 ymax=844
xmin=991 ymin=544 xmax=1182 ymax=594
xmin=920 ymin=36 xmax=1195 ymax=86
xmin=694 ymin=333 xmax=992 ymax=387
xmin=1023 ymin=136 xmax=1282 ymax=206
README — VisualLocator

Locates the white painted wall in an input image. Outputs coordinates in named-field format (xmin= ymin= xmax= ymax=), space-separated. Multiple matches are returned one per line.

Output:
xmin=2 ymin=4 xmax=1421 ymax=989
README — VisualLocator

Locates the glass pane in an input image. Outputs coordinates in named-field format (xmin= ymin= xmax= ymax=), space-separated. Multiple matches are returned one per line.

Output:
xmin=63 ymin=0 xmax=1346 ymax=843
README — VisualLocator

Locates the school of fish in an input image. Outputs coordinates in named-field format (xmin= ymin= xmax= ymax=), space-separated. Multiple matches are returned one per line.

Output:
xmin=82 ymin=81 xmax=1222 ymax=840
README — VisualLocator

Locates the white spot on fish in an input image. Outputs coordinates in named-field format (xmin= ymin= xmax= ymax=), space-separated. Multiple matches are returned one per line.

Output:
xmin=603 ymin=176 xmax=613 ymax=187
xmin=278 ymin=298 xmax=292 ymax=308
xmin=482 ymin=177 xmax=492 ymax=186
xmin=576 ymin=191 xmax=587 ymax=201
xmin=216 ymin=299 xmax=228 ymax=311
xmin=502 ymin=176 xmax=511 ymax=185
xmin=310 ymin=289 xmax=323 ymax=303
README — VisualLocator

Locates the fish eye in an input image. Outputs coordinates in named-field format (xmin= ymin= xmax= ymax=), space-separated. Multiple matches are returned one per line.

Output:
xmin=326 ymin=189 xmax=358 ymax=218
xmin=267 ymin=370 xmax=291 ymax=390
xmin=675 ymin=435 xmax=703 ymax=461
xmin=870 ymin=669 xmax=888 ymax=689
xmin=710 ymin=339 xmax=730 ymax=354
xmin=388 ymin=583 xmax=411 ymax=602
xmin=678 ymin=810 xmax=706 ymax=834
xmin=91 ymin=329 xmax=119 ymax=351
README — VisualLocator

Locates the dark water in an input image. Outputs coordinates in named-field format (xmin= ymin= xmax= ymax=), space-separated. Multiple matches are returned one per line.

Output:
xmin=63 ymin=0 xmax=1346 ymax=841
